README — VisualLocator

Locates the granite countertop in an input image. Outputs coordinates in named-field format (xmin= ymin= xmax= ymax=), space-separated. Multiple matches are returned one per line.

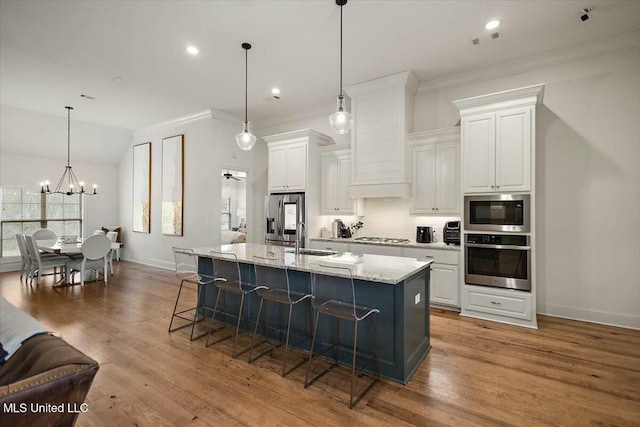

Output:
xmin=310 ymin=237 xmax=461 ymax=251
xmin=192 ymin=243 xmax=432 ymax=285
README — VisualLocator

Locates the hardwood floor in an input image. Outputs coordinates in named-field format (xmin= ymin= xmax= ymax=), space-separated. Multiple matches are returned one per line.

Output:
xmin=1 ymin=261 xmax=639 ymax=426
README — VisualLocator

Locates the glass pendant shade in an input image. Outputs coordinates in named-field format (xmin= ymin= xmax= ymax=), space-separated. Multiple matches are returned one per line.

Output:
xmin=329 ymin=95 xmax=353 ymax=135
xmin=236 ymin=120 xmax=257 ymax=151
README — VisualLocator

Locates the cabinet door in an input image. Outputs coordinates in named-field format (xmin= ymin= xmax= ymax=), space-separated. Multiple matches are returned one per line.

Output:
xmin=268 ymin=146 xmax=287 ymax=191
xmin=349 ymin=243 xmax=402 ymax=257
xmin=336 ymin=155 xmax=354 ymax=213
xmin=411 ymin=145 xmax=436 ymax=213
xmin=463 ymin=113 xmax=495 ymax=193
xmin=321 ymin=154 xmax=339 ymax=213
xmin=431 ymin=263 xmax=460 ymax=307
xmin=495 ymin=107 xmax=531 ymax=192
xmin=285 ymin=143 xmax=308 ymax=190
xmin=434 ymin=142 xmax=460 ymax=214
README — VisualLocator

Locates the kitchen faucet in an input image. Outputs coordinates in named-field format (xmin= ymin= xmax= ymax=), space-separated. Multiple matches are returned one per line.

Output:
xmin=295 ymin=220 xmax=306 ymax=255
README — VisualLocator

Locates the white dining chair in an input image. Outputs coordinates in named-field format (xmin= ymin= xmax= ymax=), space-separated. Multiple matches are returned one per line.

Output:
xmin=24 ymin=235 xmax=68 ymax=285
xmin=93 ymin=230 xmax=105 ymax=235
xmin=15 ymin=234 xmax=31 ymax=280
xmin=32 ymin=228 xmax=57 ymax=241
xmin=105 ymin=231 xmax=118 ymax=274
xmin=65 ymin=235 xmax=111 ymax=287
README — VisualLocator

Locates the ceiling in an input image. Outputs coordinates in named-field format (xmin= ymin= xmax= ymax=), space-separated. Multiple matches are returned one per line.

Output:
xmin=1 ymin=0 xmax=639 ymax=131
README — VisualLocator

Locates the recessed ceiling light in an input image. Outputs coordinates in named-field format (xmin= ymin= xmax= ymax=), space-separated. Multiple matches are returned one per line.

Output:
xmin=113 ymin=76 xmax=122 ymax=82
xmin=485 ymin=19 xmax=501 ymax=30
xmin=186 ymin=46 xmax=199 ymax=55
xmin=271 ymin=88 xmax=281 ymax=95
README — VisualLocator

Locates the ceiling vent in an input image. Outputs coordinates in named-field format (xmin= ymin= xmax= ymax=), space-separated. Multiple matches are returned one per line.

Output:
xmin=491 ymin=31 xmax=502 ymax=40
xmin=471 ymin=38 xmax=480 ymax=46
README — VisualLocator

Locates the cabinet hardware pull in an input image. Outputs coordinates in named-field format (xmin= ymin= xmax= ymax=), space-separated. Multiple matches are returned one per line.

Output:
xmin=491 ymin=185 xmax=495 ymax=189
xmin=490 ymin=301 xmax=502 ymax=305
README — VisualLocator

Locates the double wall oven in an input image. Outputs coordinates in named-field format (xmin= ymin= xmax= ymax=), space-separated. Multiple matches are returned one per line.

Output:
xmin=464 ymin=194 xmax=531 ymax=291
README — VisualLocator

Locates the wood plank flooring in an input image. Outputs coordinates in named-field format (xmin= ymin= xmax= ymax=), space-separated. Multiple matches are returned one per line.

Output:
xmin=1 ymin=261 xmax=639 ymax=426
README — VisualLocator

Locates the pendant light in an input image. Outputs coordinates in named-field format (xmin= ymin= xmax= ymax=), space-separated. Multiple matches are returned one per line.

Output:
xmin=235 ymin=42 xmax=257 ymax=151
xmin=41 ymin=106 xmax=97 ymax=196
xmin=329 ymin=0 xmax=353 ymax=135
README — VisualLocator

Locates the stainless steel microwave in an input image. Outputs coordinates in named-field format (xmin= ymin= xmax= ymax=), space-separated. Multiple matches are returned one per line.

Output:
xmin=464 ymin=194 xmax=530 ymax=233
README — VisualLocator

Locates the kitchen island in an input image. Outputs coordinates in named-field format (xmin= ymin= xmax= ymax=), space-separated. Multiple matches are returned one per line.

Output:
xmin=192 ymin=243 xmax=433 ymax=384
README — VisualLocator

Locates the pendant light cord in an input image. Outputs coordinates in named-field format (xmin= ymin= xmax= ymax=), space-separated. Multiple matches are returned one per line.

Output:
xmin=66 ymin=106 xmax=71 ymax=167
xmin=244 ymin=47 xmax=248 ymax=122
xmin=339 ymin=3 xmax=343 ymax=96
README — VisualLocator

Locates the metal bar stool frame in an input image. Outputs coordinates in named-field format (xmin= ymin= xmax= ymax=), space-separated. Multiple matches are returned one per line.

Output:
xmin=305 ymin=264 xmax=380 ymax=409
xmin=205 ymin=251 xmax=265 ymax=358
xmin=168 ymin=247 xmax=217 ymax=341
xmin=248 ymin=255 xmax=313 ymax=377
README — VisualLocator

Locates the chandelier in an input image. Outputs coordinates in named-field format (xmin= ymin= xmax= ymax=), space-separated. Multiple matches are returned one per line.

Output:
xmin=41 ymin=106 xmax=97 ymax=195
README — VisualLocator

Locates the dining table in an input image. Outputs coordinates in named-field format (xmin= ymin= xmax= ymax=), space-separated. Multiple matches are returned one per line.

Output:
xmin=36 ymin=238 xmax=121 ymax=285
xmin=36 ymin=238 xmax=121 ymax=255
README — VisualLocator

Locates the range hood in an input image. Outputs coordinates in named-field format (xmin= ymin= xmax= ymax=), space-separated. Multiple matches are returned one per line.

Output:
xmin=345 ymin=71 xmax=419 ymax=199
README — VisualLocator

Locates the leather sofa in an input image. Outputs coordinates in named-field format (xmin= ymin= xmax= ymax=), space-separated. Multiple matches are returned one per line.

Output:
xmin=0 ymin=326 xmax=99 ymax=426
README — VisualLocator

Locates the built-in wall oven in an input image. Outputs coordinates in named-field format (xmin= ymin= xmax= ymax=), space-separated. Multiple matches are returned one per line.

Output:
xmin=464 ymin=194 xmax=530 ymax=233
xmin=465 ymin=233 xmax=531 ymax=291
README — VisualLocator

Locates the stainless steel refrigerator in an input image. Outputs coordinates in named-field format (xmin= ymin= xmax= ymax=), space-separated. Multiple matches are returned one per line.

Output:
xmin=264 ymin=193 xmax=305 ymax=247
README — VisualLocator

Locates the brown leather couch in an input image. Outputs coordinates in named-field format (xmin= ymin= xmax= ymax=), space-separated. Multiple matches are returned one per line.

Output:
xmin=0 ymin=333 xmax=99 ymax=427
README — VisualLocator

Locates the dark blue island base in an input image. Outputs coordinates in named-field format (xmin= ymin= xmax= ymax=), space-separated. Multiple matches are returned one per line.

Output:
xmin=196 ymin=251 xmax=431 ymax=384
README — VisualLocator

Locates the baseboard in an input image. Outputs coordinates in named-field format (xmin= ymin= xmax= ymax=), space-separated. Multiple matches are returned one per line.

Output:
xmin=537 ymin=302 xmax=640 ymax=330
xmin=0 ymin=260 xmax=21 ymax=273
xmin=121 ymin=256 xmax=174 ymax=271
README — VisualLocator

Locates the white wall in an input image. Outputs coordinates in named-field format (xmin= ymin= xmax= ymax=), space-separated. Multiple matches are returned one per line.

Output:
xmin=414 ymin=41 xmax=640 ymax=328
xmin=118 ymin=110 xmax=267 ymax=269
xmin=0 ymin=106 xmax=127 ymax=270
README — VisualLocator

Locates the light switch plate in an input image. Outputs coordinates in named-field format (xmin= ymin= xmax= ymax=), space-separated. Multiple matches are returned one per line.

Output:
xmin=415 ymin=293 xmax=420 ymax=304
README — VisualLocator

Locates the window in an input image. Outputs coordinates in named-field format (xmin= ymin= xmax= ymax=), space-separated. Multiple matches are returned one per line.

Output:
xmin=0 ymin=187 xmax=83 ymax=257
xmin=221 ymin=197 xmax=231 ymax=231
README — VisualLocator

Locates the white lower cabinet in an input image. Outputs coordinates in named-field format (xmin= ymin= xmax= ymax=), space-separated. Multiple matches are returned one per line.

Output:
xmin=308 ymin=240 xmax=350 ymax=253
xmin=462 ymin=284 xmax=533 ymax=323
xmin=402 ymin=247 xmax=460 ymax=309
xmin=349 ymin=243 xmax=402 ymax=257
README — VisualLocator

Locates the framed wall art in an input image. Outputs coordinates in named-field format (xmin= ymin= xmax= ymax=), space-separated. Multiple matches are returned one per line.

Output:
xmin=132 ymin=142 xmax=151 ymax=233
xmin=161 ymin=134 xmax=184 ymax=236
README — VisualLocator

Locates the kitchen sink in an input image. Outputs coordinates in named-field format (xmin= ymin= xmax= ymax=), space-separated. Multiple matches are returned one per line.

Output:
xmin=285 ymin=248 xmax=338 ymax=256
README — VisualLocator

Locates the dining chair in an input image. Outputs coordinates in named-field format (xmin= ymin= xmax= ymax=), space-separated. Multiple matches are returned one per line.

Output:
xmin=24 ymin=235 xmax=68 ymax=285
xmin=305 ymin=264 xmax=380 ymax=409
xmin=65 ymin=235 xmax=111 ymax=287
xmin=105 ymin=231 xmax=118 ymax=274
xmin=93 ymin=230 xmax=105 ymax=235
xmin=32 ymin=228 xmax=57 ymax=241
xmin=15 ymin=234 xmax=31 ymax=280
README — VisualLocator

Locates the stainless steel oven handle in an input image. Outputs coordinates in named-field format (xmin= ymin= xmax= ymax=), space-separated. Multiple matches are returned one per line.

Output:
xmin=465 ymin=243 xmax=531 ymax=250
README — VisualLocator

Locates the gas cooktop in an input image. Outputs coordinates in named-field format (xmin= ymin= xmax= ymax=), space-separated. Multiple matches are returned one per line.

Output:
xmin=354 ymin=237 xmax=410 ymax=244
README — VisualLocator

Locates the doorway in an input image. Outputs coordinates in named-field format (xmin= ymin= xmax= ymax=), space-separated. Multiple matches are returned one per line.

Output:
xmin=220 ymin=168 xmax=248 ymax=244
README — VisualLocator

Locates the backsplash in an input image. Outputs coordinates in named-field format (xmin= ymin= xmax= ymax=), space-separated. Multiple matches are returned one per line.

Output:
xmin=318 ymin=198 xmax=460 ymax=242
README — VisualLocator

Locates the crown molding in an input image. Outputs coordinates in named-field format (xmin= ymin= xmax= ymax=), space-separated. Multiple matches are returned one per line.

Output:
xmin=417 ymin=30 xmax=640 ymax=95
xmin=263 ymin=128 xmax=334 ymax=146
xmin=133 ymin=110 xmax=211 ymax=137
xmin=407 ymin=126 xmax=460 ymax=145
xmin=210 ymin=108 xmax=241 ymax=125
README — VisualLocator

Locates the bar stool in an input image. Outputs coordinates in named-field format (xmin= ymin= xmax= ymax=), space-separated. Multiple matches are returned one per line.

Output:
xmin=248 ymin=256 xmax=312 ymax=377
xmin=305 ymin=264 xmax=380 ymax=409
xmin=206 ymin=251 xmax=264 ymax=358
xmin=168 ymin=247 xmax=217 ymax=341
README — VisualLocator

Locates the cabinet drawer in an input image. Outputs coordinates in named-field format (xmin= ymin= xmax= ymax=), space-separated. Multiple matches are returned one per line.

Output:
xmin=349 ymin=243 xmax=402 ymax=257
xmin=402 ymin=247 xmax=459 ymax=265
xmin=464 ymin=285 xmax=532 ymax=320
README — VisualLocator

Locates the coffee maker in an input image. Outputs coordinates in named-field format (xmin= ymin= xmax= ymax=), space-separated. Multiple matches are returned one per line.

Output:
xmin=416 ymin=226 xmax=433 ymax=243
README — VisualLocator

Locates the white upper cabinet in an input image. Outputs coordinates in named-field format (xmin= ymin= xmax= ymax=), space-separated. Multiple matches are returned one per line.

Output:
xmin=408 ymin=127 xmax=460 ymax=214
xmin=345 ymin=71 xmax=420 ymax=198
xmin=321 ymin=148 xmax=361 ymax=214
xmin=454 ymin=84 xmax=544 ymax=194
xmin=264 ymin=129 xmax=334 ymax=193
